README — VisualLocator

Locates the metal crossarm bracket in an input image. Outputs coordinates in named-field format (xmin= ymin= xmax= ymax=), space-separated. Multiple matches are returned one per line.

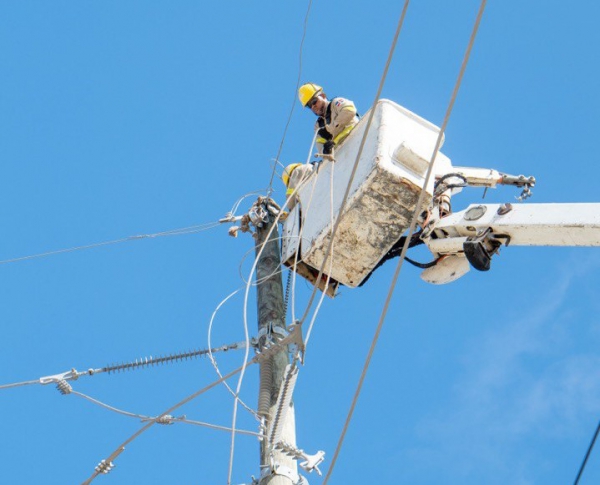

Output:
xmin=253 ymin=323 xmax=304 ymax=363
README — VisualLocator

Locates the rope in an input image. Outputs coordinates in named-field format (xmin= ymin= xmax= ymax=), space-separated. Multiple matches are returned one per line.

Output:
xmin=298 ymin=0 xmax=412 ymax=327
xmin=322 ymin=2 xmax=487 ymax=482
xmin=0 ymin=221 xmax=220 ymax=265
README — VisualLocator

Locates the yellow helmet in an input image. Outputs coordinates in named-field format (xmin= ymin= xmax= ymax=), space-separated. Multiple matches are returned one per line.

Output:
xmin=298 ymin=83 xmax=323 ymax=107
xmin=282 ymin=163 xmax=303 ymax=187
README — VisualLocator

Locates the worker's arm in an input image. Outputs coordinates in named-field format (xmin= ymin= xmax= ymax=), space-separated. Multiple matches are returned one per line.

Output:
xmin=314 ymin=117 xmax=333 ymax=154
xmin=328 ymin=98 xmax=358 ymax=144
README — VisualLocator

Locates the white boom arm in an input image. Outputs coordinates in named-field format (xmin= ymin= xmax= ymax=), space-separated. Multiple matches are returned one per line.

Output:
xmin=420 ymin=202 xmax=600 ymax=284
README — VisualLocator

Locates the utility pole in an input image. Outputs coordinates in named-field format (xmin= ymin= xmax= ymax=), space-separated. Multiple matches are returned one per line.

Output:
xmin=253 ymin=197 xmax=298 ymax=485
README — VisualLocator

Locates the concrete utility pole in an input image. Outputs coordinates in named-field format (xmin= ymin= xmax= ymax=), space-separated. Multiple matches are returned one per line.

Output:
xmin=254 ymin=198 xmax=298 ymax=485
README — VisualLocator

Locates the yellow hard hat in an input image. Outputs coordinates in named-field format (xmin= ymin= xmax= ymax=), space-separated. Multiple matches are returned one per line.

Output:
xmin=298 ymin=83 xmax=323 ymax=107
xmin=282 ymin=163 xmax=303 ymax=187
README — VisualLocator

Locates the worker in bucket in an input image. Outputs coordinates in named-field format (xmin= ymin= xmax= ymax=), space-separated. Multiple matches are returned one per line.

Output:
xmin=281 ymin=162 xmax=314 ymax=211
xmin=298 ymin=83 xmax=359 ymax=157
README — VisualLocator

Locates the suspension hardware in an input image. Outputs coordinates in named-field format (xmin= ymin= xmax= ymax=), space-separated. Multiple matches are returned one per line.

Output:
xmin=94 ymin=459 xmax=115 ymax=475
xmin=273 ymin=441 xmax=325 ymax=476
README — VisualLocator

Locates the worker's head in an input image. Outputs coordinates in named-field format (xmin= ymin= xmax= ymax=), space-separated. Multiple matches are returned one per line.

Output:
xmin=282 ymin=163 xmax=303 ymax=187
xmin=299 ymin=83 xmax=328 ymax=116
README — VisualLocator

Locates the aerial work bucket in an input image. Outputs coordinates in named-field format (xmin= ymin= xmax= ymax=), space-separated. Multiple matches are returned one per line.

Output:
xmin=281 ymin=99 xmax=452 ymax=295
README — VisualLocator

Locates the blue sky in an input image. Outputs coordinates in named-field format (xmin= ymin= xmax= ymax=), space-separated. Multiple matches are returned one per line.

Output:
xmin=2 ymin=1 xmax=600 ymax=484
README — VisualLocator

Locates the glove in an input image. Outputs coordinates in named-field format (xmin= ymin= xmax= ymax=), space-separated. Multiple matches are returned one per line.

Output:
xmin=323 ymin=141 xmax=335 ymax=155
xmin=317 ymin=117 xmax=326 ymax=128
xmin=317 ymin=128 xmax=332 ymax=141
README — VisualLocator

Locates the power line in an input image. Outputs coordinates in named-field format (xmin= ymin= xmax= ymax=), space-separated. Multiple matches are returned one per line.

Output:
xmin=0 ymin=221 xmax=221 ymax=266
xmin=81 ymin=325 xmax=302 ymax=484
xmin=574 ymin=419 xmax=600 ymax=485
xmin=0 ymin=341 xmax=245 ymax=391
xmin=207 ymin=288 xmax=261 ymax=419
xmin=65 ymin=386 xmax=261 ymax=437
xmin=322 ymin=0 xmax=487 ymax=482
xmin=297 ymin=0 xmax=412 ymax=327
xmin=81 ymin=363 xmax=250 ymax=485
xmin=304 ymin=158 xmax=336 ymax=349
xmin=266 ymin=0 xmax=314 ymax=196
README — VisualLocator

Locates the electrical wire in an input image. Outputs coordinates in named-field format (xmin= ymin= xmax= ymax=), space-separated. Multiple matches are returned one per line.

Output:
xmin=179 ymin=417 xmax=260 ymax=437
xmin=229 ymin=190 xmax=270 ymax=219
xmin=237 ymin=237 xmax=290 ymax=286
xmin=227 ymin=180 xmax=318 ymax=483
xmin=290 ymin=132 xmax=320 ymax=324
xmin=266 ymin=0 xmax=314 ymax=196
xmin=71 ymin=390 xmax=148 ymax=420
xmin=227 ymin=188 xmax=305 ymax=482
xmin=68 ymin=389 xmax=260 ymax=436
xmin=303 ymin=157 xmax=336 ymax=349
xmin=228 ymin=253 xmax=258 ymax=484
xmin=207 ymin=288 xmax=260 ymax=419
xmin=0 ymin=341 xmax=245 ymax=391
xmin=297 ymin=0 xmax=412 ymax=328
xmin=222 ymin=130 xmax=323 ymax=483
xmin=0 ymin=379 xmax=41 ymax=390
xmin=0 ymin=221 xmax=221 ymax=265
xmin=573 ymin=419 xmax=600 ymax=485
xmin=81 ymin=362 xmax=252 ymax=485
xmin=322 ymin=2 xmax=487 ymax=482
xmin=80 ymin=328 xmax=301 ymax=484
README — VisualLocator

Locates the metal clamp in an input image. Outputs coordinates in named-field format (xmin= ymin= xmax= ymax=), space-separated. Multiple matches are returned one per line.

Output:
xmin=500 ymin=173 xmax=536 ymax=201
xmin=273 ymin=441 xmax=325 ymax=476
xmin=256 ymin=324 xmax=288 ymax=352
xmin=39 ymin=368 xmax=83 ymax=386
xmin=249 ymin=205 xmax=269 ymax=228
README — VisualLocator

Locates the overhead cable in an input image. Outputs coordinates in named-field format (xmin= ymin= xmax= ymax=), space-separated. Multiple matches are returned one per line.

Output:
xmin=266 ymin=0 xmax=314 ymax=196
xmin=298 ymin=0 xmax=411 ymax=327
xmin=0 ymin=341 xmax=245 ymax=391
xmin=62 ymin=386 xmax=261 ymax=437
xmin=0 ymin=221 xmax=221 ymax=266
xmin=303 ymin=159 xmax=336 ymax=349
xmin=573 ymin=419 xmax=600 ymax=485
xmin=81 ymin=363 xmax=250 ymax=485
xmin=322 ymin=1 xmax=487 ymax=483
xmin=80 ymin=324 xmax=302 ymax=484
xmin=207 ymin=288 xmax=260 ymax=419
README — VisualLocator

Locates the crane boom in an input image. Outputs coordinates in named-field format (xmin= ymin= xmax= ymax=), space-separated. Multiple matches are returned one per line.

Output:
xmin=428 ymin=203 xmax=600 ymax=251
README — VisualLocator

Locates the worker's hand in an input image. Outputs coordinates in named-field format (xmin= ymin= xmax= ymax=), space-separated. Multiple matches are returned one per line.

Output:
xmin=323 ymin=141 xmax=335 ymax=155
xmin=317 ymin=128 xmax=332 ymax=141
xmin=279 ymin=211 xmax=289 ymax=222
